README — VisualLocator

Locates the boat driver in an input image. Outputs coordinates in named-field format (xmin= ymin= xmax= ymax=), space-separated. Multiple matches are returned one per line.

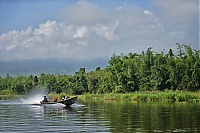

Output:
xmin=42 ymin=95 xmax=48 ymax=102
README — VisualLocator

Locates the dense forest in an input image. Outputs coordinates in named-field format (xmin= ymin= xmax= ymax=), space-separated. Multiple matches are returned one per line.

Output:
xmin=0 ymin=43 xmax=199 ymax=95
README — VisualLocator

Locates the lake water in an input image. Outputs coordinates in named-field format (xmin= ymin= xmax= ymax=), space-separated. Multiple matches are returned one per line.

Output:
xmin=0 ymin=98 xmax=200 ymax=133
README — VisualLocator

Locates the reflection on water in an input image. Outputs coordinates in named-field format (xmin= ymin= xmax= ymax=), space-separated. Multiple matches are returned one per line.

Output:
xmin=101 ymin=100 xmax=200 ymax=133
xmin=0 ymin=99 xmax=200 ymax=133
xmin=0 ymin=100 xmax=110 ymax=133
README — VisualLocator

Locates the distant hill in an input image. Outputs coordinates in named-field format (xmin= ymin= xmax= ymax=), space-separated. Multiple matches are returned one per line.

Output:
xmin=0 ymin=58 xmax=108 ymax=77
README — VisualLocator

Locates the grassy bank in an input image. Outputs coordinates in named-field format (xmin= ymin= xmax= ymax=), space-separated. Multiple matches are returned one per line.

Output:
xmin=1 ymin=91 xmax=199 ymax=102
xmin=0 ymin=95 xmax=22 ymax=100
xmin=78 ymin=91 xmax=200 ymax=102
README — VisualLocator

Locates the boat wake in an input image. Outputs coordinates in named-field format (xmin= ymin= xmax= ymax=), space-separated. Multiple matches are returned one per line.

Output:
xmin=20 ymin=88 xmax=48 ymax=104
xmin=70 ymin=103 xmax=85 ymax=108
xmin=20 ymin=93 xmax=44 ymax=104
xmin=1 ymin=88 xmax=83 ymax=109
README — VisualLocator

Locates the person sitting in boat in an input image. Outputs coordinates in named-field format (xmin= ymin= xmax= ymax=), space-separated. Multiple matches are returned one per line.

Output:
xmin=64 ymin=96 xmax=68 ymax=100
xmin=53 ymin=97 xmax=57 ymax=102
xmin=61 ymin=97 xmax=65 ymax=101
xmin=42 ymin=95 xmax=48 ymax=102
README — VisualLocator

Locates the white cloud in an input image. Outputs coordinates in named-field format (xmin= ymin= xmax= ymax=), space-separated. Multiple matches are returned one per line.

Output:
xmin=73 ymin=26 xmax=88 ymax=38
xmin=0 ymin=0 xmax=198 ymax=61
xmin=94 ymin=22 xmax=118 ymax=41
xmin=144 ymin=10 xmax=153 ymax=16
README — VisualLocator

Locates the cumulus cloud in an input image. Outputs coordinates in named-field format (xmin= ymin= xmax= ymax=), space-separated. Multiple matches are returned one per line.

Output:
xmin=0 ymin=0 xmax=198 ymax=61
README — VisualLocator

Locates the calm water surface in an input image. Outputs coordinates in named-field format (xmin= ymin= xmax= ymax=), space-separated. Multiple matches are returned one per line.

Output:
xmin=0 ymin=99 xmax=200 ymax=133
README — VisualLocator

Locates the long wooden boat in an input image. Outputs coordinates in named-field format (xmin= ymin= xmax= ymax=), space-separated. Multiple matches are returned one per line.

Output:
xmin=40 ymin=96 xmax=77 ymax=106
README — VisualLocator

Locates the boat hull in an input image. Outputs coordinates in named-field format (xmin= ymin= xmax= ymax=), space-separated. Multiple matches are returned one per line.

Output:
xmin=40 ymin=96 xmax=77 ymax=106
xmin=58 ymin=96 xmax=77 ymax=105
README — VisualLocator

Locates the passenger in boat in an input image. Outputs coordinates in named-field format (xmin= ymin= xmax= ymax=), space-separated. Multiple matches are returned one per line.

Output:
xmin=42 ymin=95 xmax=48 ymax=102
xmin=64 ymin=96 xmax=68 ymax=100
xmin=53 ymin=97 xmax=57 ymax=102
xmin=61 ymin=97 xmax=65 ymax=101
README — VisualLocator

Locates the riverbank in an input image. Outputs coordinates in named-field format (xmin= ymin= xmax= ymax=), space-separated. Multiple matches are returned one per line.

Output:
xmin=0 ymin=95 xmax=22 ymax=100
xmin=78 ymin=91 xmax=200 ymax=102
xmin=1 ymin=91 xmax=199 ymax=102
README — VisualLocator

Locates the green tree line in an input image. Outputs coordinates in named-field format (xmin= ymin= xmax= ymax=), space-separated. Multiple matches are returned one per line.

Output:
xmin=0 ymin=43 xmax=199 ymax=95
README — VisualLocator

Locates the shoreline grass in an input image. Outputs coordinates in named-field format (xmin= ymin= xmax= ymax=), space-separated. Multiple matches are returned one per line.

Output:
xmin=1 ymin=91 xmax=199 ymax=103
xmin=0 ymin=95 xmax=22 ymax=100
xmin=77 ymin=91 xmax=200 ymax=103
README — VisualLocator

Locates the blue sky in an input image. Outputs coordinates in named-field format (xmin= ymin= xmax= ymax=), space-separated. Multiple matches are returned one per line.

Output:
xmin=0 ymin=0 xmax=150 ymax=34
xmin=0 ymin=0 xmax=199 ymax=62
xmin=0 ymin=0 xmax=73 ymax=33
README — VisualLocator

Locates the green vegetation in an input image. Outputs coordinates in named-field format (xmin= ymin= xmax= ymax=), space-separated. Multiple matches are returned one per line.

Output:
xmin=77 ymin=91 xmax=200 ymax=102
xmin=0 ymin=44 xmax=200 ymax=101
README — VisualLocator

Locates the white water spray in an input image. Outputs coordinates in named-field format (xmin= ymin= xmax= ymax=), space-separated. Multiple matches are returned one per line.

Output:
xmin=20 ymin=88 xmax=48 ymax=104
